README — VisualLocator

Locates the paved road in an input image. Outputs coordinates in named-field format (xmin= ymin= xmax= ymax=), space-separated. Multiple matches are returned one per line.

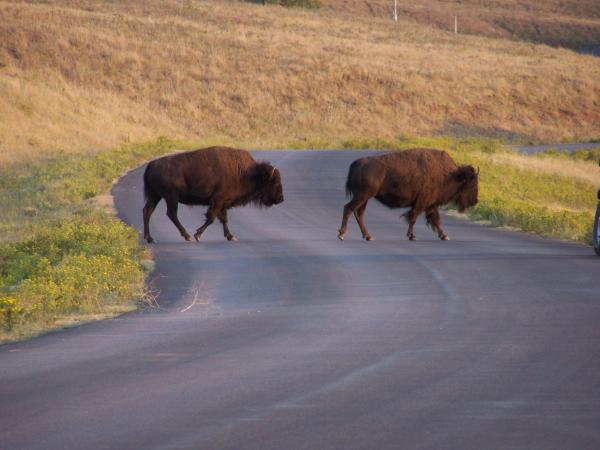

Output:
xmin=1 ymin=150 xmax=600 ymax=450
xmin=578 ymin=45 xmax=600 ymax=57
xmin=510 ymin=142 xmax=600 ymax=155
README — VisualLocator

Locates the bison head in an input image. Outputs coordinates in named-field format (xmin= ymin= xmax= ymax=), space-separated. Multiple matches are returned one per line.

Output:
xmin=452 ymin=165 xmax=479 ymax=212
xmin=250 ymin=162 xmax=284 ymax=207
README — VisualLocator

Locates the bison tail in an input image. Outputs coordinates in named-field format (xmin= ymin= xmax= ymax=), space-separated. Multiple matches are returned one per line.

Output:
xmin=143 ymin=163 xmax=155 ymax=201
xmin=345 ymin=160 xmax=359 ymax=198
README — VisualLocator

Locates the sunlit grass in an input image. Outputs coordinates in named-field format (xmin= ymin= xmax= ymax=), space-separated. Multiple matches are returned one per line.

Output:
xmin=320 ymin=0 xmax=600 ymax=49
xmin=1 ymin=0 xmax=599 ymax=166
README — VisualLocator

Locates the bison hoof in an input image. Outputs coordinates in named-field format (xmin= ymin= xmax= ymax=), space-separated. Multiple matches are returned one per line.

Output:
xmin=184 ymin=235 xmax=193 ymax=242
xmin=193 ymin=233 xmax=202 ymax=242
xmin=227 ymin=235 xmax=238 ymax=242
xmin=338 ymin=233 xmax=345 ymax=241
xmin=408 ymin=235 xmax=416 ymax=241
xmin=440 ymin=235 xmax=450 ymax=241
xmin=146 ymin=237 xmax=155 ymax=244
xmin=365 ymin=235 xmax=374 ymax=242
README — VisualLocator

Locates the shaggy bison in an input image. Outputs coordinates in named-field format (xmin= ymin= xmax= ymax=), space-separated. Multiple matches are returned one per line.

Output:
xmin=338 ymin=148 xmax=479 ymax=242
xmin=143 ymin=146 xmax=284 ymax=243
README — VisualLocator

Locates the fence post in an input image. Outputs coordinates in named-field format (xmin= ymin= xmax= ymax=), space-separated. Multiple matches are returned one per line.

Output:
xmin=454 ymin=15 xmax=458 ymax=33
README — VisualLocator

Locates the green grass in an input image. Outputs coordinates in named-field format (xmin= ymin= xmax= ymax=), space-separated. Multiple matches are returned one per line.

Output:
xmin=0 ymin=137 xmax=199 ymax=342
xmin=0 ymin=136 xmax=191 ymax=244
xmin=1 ymin=135 xmax=597 ymax=342
xmin=0 ymin=217 xmax=144 ymax=333
xmin=466 ymin=157 xmax=595 ymax=242
xmin=537 ymin=147 xmax=600 ymax=163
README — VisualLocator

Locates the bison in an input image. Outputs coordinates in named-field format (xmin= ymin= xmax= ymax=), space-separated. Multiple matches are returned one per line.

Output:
xmin=338 ymin=148 xmax=479 ymax=242
xmin=143 ymin=146 xmax=284 ymax=243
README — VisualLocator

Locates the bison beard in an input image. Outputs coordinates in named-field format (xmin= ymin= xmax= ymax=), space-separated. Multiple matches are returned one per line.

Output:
xmin=338 ymin=148 xmax=479 ymax=242
xmin=142 ymin=146 xmax=284 ymax=243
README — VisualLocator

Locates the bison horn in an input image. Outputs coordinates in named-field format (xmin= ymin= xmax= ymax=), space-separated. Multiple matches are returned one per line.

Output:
xmin=476 ymin=166 xmax=480 ymax=175
xmin=270 ymin=167 xmax=276 ymax=179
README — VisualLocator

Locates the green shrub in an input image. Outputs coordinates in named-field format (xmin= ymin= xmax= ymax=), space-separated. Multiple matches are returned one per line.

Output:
xmin=0 ymin=216 xmax=144 ymax=332
xmin=0 ymin=297 xmax=23 ymax=331
xmin=0 ymin=137 xmax=196 ymax=340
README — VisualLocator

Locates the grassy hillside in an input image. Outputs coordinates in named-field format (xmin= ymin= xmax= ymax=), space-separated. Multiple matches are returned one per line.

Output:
xmin=321 ymin=0 xmax=600 ymax=49
xmin=1 ymin=0 xmax=599 ymax=166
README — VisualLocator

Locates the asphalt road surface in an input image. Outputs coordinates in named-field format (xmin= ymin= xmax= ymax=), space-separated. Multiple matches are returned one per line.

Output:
xmin=511 ymin=142 xmax=600 ymax=155
xmin=1 ymin=150 xmax=600 ymax=450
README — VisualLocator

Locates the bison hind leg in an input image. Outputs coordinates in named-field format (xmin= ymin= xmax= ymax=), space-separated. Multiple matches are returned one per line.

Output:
xmin=339 ymin=195 xmax=371 ymax=241
xmin=425 ymin=207 xmax=449 ymax=241
xmin=143 ymin=193 xmax=161 ymax=244
xmin=403 ymin=208 xmax=423 ymax=241
xmin=354 ymin=202 xmax=373 ymax=241
xmin=164 ymin=195 xmax=192 ymax=241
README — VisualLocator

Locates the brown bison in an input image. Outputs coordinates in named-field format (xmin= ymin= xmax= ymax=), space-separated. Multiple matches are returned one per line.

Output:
xmin=338 ymin=148 xmax=479 ymax=242
xmin=143 ymin=146 xmax=284 ymax=243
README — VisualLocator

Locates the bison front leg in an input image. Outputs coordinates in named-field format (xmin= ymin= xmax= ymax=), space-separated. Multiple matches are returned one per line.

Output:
xmin=218 ymin=210 xmax=237 ymax=241
xmin=165 ymin=195 xmax=192 ymax=242
xmin=425 ymin=207 xmax=449 ymax=240
xmin=143 ymin=193 xmax=161 ymax=243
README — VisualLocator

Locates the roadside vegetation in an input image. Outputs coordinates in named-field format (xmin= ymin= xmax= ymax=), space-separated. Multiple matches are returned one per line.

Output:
xmin=0 ymin=137 xmax=199 ymax=342
xmin=536 ymin=148 xmax=600 ymax=164
xmin=457 ymin=146 xmax=600 ymax=242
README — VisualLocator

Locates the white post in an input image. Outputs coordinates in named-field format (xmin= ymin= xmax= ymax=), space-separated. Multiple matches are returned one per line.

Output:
xmin=393 ymin=0 xmax=398 ymax=22
xmin=454 ymin=15 xmax=458 ymax=33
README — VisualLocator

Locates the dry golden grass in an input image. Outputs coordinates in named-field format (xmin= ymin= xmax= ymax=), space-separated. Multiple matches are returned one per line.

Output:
xmin=321 ymin=0 xmax=600 ymax=48
xmin=1 ymin=0 xmax=599 ymax=166
xmin=491 ymin=152 xmax=600 ymax=187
